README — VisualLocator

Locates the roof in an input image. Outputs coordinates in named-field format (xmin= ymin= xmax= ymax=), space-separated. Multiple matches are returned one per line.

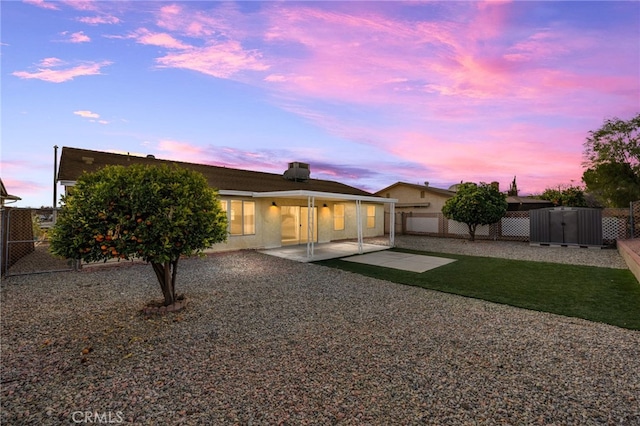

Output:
xmin=0 ymin=178 xmax=21 ymax=203
xmin=506 ymin=196 xmax=554 ymax=205
xmin=57 ymin=147 xmax=373 ymax=197
xmin=374 ymin=181 xmax=456 ymax=198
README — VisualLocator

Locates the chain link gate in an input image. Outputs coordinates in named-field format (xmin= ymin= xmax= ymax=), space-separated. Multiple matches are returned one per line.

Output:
xmin=631 ymin=200 xmax=640 ymax=239
xmin=1 ymin=207 xmax=76 ymax=278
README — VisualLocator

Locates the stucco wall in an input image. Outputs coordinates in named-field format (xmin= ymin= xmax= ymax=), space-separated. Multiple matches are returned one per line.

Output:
xmin=382 ymin=186 xmax=450 ymax=212
xmin=207 ymin=198 xmax=386 ymax=253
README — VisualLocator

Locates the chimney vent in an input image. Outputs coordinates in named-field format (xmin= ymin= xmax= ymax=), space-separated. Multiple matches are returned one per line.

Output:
xmin=283 ymin=162 xmax=310 ymax=182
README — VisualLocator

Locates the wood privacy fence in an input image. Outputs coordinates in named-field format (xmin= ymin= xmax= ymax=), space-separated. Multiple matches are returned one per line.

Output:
xmin=385 ymin=206 xmax=636 ymax=245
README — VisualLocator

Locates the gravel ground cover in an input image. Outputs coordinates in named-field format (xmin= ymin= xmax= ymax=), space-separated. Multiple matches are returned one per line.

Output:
xmin=392 ymin=235 xmax=629 ymax=269
xmin=2 ymin=238 xmax=639 ymax=425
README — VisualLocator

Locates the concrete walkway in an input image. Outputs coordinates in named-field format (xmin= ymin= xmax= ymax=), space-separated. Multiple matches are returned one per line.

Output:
xmin=342 ymin=250 xmax=456 ymax=273
xmin=260 ymin=241 xmax=456 ymax=273
xmin=259 ymin=241 xmax=389 ymax=262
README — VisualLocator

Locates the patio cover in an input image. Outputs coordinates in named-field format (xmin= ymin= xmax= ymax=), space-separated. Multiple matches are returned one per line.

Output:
xmin=221 ymin=189 xmax=397 ymax=259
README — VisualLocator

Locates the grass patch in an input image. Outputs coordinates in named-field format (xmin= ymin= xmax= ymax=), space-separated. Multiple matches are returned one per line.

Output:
xmin=315 ymin=248 xmax=640 ymax=330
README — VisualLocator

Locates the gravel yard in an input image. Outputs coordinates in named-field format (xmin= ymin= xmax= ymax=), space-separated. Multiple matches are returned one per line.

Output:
xmin=1 ymin=238 xmax=639 ymax=425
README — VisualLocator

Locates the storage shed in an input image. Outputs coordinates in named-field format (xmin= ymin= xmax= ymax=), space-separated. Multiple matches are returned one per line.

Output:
xmin=530 ymin=207 xmax=603 ymax=247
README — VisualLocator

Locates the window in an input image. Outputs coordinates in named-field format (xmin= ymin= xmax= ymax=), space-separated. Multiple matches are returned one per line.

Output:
xmin=420 ymin=191 xmax=425 ymax=198
xmin=366 ymin=205 xmax=375 ymax=228
xmin=243 ymin=201 xmax=255 ymax=235
xmin=334 ymin=204 xmax=345 ymax=231
xmin=226 ymin=200 xmax=255 ymax=236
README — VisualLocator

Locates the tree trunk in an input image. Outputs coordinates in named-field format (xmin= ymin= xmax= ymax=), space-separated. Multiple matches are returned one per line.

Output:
xmin=151 ymin=259 xmax=179 ymax=306
xmin=467 ymin=223 xmax=477 ymax=241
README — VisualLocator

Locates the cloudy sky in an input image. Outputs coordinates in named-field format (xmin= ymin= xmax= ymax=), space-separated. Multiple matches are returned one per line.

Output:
xmin=2 ymin=0 xmax=639 ymax=207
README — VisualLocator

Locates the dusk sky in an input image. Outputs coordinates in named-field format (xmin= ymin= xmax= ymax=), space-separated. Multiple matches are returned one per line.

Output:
xmin=2 ymin=0 xmax=639 ymax=207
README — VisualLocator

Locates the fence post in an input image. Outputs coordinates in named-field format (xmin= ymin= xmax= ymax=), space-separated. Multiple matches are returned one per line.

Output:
xmin=1 ymin=209 xmax=6 ymax=277
xmin=631 ymin=201 xmax=635 ymax=239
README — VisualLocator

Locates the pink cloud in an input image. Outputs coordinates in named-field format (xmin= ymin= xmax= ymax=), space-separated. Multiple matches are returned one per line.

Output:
xmin=156 ymin=140 xmax=208 ymax=165
xmin=156 ymin=2 xmax=246 ymax=39
xmin=39 ymin=57 xmax=65 ymax=67
xmin=59 ymin=0 xmax=98 ymax=12
xmin=386 ymin=124 xmax=586 ymax=195
xmin=0 ymin=177 xmax=45 ymax=197
xmin=73 ymin=110 xmax=99 ymax=119
xmin=66 ymin=31 xmax=91 ymax=43
xmin=77 ymin=15 xmax=120 ymax=25
xmin=254 ymin=0 xmax=633 ymax=123
xmin=23 ymin=0 xmax=59 ymax=10
xmin=132 ymin=28 xmax=191 ymax=50
xmin=12 ymin=58 xmax=112 ymax=83
xmin=156 ymin=41 xmax=269 ymax=78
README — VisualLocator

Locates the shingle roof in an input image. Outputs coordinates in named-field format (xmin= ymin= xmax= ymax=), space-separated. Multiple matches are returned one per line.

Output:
xmin=374 ymin=181 xmax=456 ymax=198
xmin=0 ymin=178 xmax=21 ymax=202
xmin=57 ymin=147 xmax=372 ymax=196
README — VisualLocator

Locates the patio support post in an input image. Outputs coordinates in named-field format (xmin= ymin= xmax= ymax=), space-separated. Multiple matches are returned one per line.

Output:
xmin=306 ymin=196 xmax=315 ymax=259
xmin=356 ymin=199 xmax=363 ymax=254
xmin=389 ymin=201 xmax=395 ymax=247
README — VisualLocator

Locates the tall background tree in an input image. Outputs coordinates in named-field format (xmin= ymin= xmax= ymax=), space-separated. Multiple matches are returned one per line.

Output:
xmin=507 ymin=176 xmax=519 ymax=196
xmin=442 ymin=182 xmax=508 ymax=241
xmin=50 ymin=164 xmax=228 ymax=307
xmin=582 ymin=113 xmax=640 ymax=207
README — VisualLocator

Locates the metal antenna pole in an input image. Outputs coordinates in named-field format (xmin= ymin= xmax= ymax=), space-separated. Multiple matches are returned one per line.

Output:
xmin=53 ymin=145 xmax=58 ymax=208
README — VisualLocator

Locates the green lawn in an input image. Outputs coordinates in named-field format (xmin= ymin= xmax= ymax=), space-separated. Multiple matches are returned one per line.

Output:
xmin=316 ymin=248 xmax=640 ymax=330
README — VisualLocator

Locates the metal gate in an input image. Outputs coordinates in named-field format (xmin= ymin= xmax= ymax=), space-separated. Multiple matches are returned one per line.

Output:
xmin=1 ymin=207 xmax=75 ymax=278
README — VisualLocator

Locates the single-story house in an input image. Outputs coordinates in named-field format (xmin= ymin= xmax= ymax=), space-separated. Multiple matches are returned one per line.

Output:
xmin=374 ymin=181 xmax=553 ymax=235
xmin=57 ymin=147 xmax=396 ymax=257
xmin=376 ymin=181 xmax=553 ymax=212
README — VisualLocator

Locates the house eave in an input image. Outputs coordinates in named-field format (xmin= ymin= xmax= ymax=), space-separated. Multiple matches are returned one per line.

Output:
xmin=251 ymin=190 xmax=397 ymax=204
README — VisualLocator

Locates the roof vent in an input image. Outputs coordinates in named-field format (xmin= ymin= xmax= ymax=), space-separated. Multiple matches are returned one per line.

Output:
xmin=283 ymin=162 xmax=310 ymax=182
xmin=81 ymin=156 xmax=94 ymax=165
xmin=146 ymin=154 xmax=156 ymax=159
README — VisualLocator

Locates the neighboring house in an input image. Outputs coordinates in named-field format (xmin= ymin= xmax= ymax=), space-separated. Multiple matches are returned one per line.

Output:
xmin=376 ymin=181 xmax=553 ymax=212
xmin=57 ymin=147 xmax=396 ymax=255
xmin=0 ymin=178 xmax=21 ymax=207
xmin=374 ymin=181 xmax=553 ymax=235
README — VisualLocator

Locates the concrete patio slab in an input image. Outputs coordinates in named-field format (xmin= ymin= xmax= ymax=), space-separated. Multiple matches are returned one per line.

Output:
xmin=259 ymin=242 xmax=390 ymax=262
xmin=341 ymin=251 xmax=456 ymax=273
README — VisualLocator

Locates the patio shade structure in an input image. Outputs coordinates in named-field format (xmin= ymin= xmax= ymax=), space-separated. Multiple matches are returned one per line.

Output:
xmin=225 ymin=189 xmax=397 ymax=259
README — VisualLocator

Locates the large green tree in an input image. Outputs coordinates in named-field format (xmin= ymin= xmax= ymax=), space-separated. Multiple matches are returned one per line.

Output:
xmin=442 ymin=182 xmax=508 ymax=241
xmin=50 ymin=164 xmax=227 ymax=306
xmin=582 ymin=114 xmax=640 ymax=207
xmin=538 ymin=184 xmax=588 ymax=207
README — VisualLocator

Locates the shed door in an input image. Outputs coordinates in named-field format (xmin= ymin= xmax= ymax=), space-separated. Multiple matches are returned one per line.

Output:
xmin=549 ymin=210 xmax=578 ymax=244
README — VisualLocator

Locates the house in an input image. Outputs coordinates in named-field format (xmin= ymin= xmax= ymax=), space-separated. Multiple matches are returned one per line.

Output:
xmin=374 ymin=181 xmax=553 ymax=236
xmin=0 ymin=178 xmax=21 ymax=207
xmin=56 ymin=147 xmax=396 ymax=257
